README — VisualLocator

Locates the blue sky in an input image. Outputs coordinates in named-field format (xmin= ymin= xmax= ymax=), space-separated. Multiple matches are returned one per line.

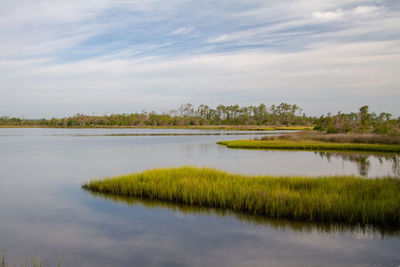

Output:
xmin=1 ymin=0 xmax=399 ymax=118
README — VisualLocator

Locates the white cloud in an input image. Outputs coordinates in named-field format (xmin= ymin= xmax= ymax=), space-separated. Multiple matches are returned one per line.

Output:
xmin=312 ymin=5 xmax=382 ymax=21
xmin=171 ymin=27 xmax=193 ymax=35
xmin=207 ymin=35 xmax=229 ymax=43
xmin=312 ymin=10 xmax=345 ymax=21
xmin=352 ymin=5 xmax=380 ymax=15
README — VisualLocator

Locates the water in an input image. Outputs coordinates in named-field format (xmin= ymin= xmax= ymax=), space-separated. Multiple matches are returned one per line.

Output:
xmin=0 ymin=128 xmax=399 ymax=266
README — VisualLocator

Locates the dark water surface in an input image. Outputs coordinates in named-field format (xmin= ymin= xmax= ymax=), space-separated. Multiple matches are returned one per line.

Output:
xmin=0 ymin=128 xmax=399 ymax=266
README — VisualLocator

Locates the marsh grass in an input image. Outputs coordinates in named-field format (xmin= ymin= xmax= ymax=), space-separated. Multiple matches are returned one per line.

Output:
xmin=82 ymin=166 xmax=400 ymax=227
xmin=217 ymin=139 xmax=400 ymax=152
xmin=0 ymin=251 xmax=52 ymax=267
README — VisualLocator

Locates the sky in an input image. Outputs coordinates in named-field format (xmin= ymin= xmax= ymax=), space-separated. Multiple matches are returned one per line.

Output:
xmin=0 ymin=0 xmax=399 ymax=118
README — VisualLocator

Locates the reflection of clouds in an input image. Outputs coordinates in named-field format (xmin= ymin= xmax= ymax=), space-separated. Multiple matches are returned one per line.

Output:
xmin=1 ymin=196 xmax=198 ymax=266
xmin=2 ymin=221 xmax=194 ymax=266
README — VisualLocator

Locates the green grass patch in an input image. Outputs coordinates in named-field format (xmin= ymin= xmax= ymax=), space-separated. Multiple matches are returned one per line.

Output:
xmin=217 ymin=139 xmax=400 ymax=152
xmin=0 ymin=250 xmax=58 ymax=267
xmin=82 ymin=166 xmax=400 ymax=227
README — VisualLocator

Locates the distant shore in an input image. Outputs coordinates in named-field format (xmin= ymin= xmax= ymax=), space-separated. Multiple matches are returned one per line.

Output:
xmin=0 ymin=125 xmax=313 ymax=131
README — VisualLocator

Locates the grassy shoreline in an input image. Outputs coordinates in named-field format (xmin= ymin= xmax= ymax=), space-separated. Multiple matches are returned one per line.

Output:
xmin=217 ymin=140 xmax=400 ymax=152
xmin=0 ymin=125 xmax=313 ymax=131
xmin=82 ymin=166 xmax=400 ymax=227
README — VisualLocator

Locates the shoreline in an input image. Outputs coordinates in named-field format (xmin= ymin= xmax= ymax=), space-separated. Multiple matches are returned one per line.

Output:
xmin=0 ymin=125 xmax=313 ymax=131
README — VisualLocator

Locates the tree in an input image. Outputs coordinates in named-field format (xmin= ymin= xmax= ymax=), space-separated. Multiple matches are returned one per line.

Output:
xmin=358 ymin=105 xmax=371 ymax=132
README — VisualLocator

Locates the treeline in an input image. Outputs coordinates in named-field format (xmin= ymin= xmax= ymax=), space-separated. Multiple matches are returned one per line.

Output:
xmin=315 ymin=105 xmax=400 ymax=136
xmin=1 ymin=104 xmax=399 ymax=135
xmin=0 ymin=103 xmax=311 ymax=127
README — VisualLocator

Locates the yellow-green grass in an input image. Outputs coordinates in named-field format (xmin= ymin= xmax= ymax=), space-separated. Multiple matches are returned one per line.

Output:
xmin=0 ymin=250 xmax=55 ymax=267
xmin=82 ymin=166 xmax=400 ymax=227
xmin=217 ymin=139 xmax=400 ymax=153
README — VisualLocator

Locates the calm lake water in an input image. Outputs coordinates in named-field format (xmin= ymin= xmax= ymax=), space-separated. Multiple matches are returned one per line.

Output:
xmin=0 ymin=128 xmax=399 ymax=266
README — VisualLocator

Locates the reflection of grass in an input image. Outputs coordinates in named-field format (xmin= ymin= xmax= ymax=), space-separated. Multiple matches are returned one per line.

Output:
xmin=88 ymin=191 xmax=400 ymax=237
xmin=82 ymin=166 xmax=400 ymax=227
xmin=217 ymin=140 xmax=400 ymax=152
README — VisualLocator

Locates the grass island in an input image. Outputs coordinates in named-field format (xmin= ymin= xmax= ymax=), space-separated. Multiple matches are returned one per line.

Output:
xmin=217 ymin=139 xmax=400 ymax=153
xmin=82 ymin=166 xmax=400 ymax=227
xmin=217 ymin=131 xmax=400 ymax=153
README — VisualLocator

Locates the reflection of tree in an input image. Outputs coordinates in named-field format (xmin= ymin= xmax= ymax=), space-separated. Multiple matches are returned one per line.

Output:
xmin=390 ymin=155 xmax=400 ymax=177
xmin=370 ymin=154 xmax=400 ymax=177
xmin=316 ymin=152 xmax=400 ymax=177
xmin=356 ymin=156 xmax=370 ymax=176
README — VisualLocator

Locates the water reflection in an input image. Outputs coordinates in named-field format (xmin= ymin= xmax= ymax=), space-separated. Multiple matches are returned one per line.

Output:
xmin=86 ymin=190 xmax=400 ymax=239
xmin=316 ymin=151 xmax=400 ymax=177
xmin=1 ymin=128 xmax=400 ymax=266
